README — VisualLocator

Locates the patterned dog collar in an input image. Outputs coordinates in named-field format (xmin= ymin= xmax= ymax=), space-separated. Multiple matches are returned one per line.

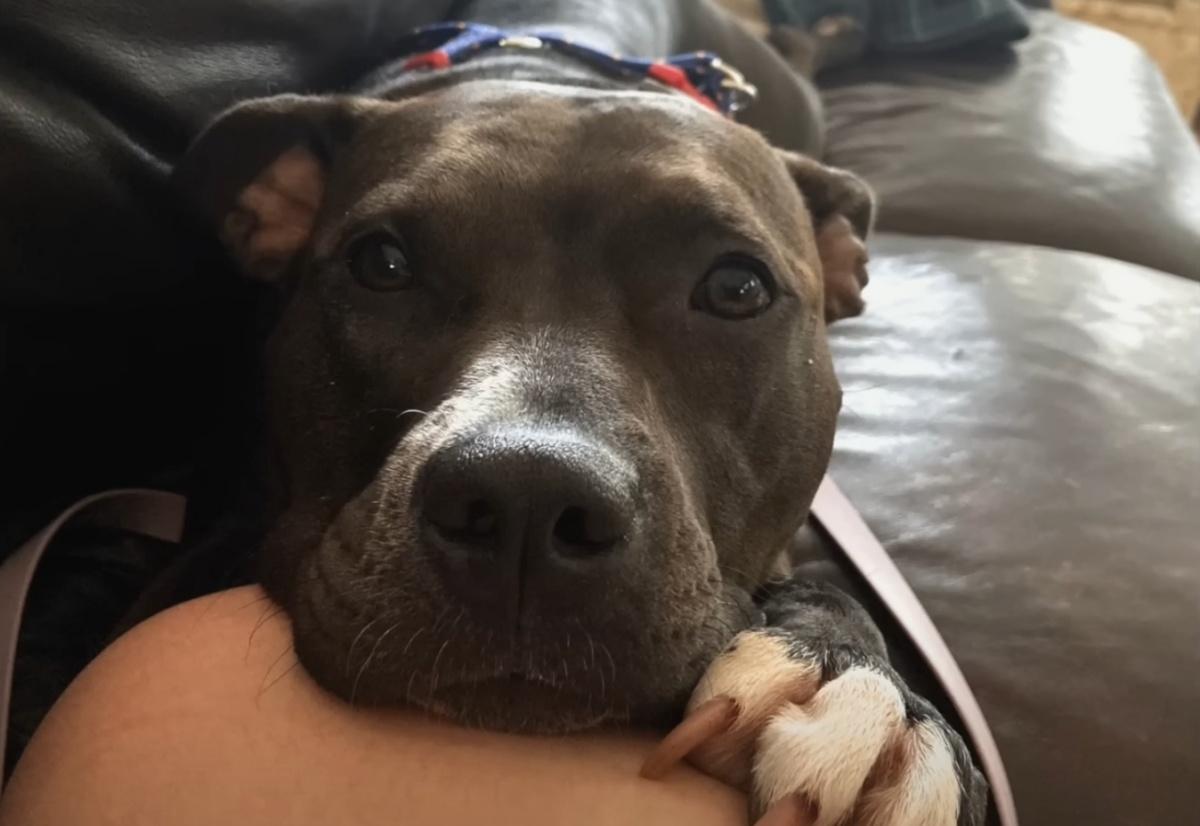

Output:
xmin=394 ymin=21 xmax=758 ymax=116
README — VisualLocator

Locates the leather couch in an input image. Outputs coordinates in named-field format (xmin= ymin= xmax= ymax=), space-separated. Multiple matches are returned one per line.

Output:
xmin=2 ymin=2 xmax=1197 ymax=823
xmin=807 ymin=10 xmax=1200 ymax=825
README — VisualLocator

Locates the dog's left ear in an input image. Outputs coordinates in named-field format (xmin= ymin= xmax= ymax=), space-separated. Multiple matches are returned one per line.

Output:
xmin=777 ymin=151 xmax=876 ymax=323
xmin=174 ymin=94 xmax=363 ymax=282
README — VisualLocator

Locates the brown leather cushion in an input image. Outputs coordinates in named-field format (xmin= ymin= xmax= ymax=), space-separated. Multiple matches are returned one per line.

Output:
xmin=822 ymin=232 xmax=1200 ymax=825
xmin=819 ymin=12 xmax=1200 ymax=281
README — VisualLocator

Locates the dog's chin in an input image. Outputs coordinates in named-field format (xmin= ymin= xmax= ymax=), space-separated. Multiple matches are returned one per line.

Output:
xmin=420 ymin=676 xmax=627 ymax=733
xmin=291 ymin=618 xmax=645 ymax=734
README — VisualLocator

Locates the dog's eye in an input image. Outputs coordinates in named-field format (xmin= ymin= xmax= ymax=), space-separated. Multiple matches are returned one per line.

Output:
xmin=347 ymin=233 xmax=414 ymax=291
xmin=693 ymin=259 xmax=775 ymax=319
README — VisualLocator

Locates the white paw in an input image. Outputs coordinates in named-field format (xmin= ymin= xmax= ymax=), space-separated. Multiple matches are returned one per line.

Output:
xmin=644 ymin=629 xmax=985 ymax=826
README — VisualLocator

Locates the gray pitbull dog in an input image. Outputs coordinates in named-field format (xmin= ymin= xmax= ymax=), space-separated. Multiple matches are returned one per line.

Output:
xmin=176 ymin=0 xmax=988 ymax=823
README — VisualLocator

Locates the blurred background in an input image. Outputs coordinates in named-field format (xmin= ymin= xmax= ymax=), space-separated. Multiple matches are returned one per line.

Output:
xmin=724 ymin=0 xmax=1200 ymax=134
xmin=1060 ymin=0 xmax=1199 ymax=129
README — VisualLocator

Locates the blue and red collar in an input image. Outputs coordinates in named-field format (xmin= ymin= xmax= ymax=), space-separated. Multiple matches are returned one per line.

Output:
xmin=394 ymin=22 xmax=758 ymax=117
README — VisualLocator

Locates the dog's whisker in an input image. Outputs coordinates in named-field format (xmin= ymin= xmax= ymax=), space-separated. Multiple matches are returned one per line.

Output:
xmin=841 ymin=382 xmax=886 ymax=395
xmin=235 ymin=592 xmax=276 ymax=611
xmin=718 ymin=562 xmax=760 ymax=584
xmin=703 ymin=612 xmax=737 ymax=642
xmin=599 ymin=640 xmax=617 ymax=685
xmin=430 ymin=605 xmax=452 ymax=634
xmin=445 ymin=607 xmax=466 ymax=638
xmin=345 ymin=615 xmax=385 ymax=678
xmin=401 ymin=625 xmax=427 ymax=656
xmin=713 ymin=586 xmax=756 ymax=632
xmin=350 ymin=621 xmax=402 ymax=706
xmin=246 ymin=604 xmax=286 ymax=662
xmin=256 ymin=642 xmax=298 ymax=703
xmin=259 ymin=658 xmax=302 ymax=699
xmin=574 ymin=619 xmax=599 ymax=673
xmin=428 ymin=607 xmax=466 ymax=698
xmin=364 ymin=407 xmax=430 ymax=421
xmin=405 ymin=667 xmax=420 ymax=706
xmin=428 ymin=638 xmax=453 ymax=697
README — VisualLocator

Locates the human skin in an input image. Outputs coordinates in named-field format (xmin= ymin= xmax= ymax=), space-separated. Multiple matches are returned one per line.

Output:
xmin=0 ymin=586 xmax=746 ymax=826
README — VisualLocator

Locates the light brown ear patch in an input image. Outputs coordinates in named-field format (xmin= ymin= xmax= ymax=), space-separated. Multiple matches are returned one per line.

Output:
xmin=817 ymin=214 xmax=869 ymax=323
xmin=220 ymin=146 xmax=324 ymax=280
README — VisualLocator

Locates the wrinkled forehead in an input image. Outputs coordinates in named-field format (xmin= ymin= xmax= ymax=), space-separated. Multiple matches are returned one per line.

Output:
xmin=327 ymin=82 xmax=808 ymax=247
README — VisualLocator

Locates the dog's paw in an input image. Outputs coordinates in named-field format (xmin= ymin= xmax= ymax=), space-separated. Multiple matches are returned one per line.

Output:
xmin=643 ymin=618 xmax=988 ymax=825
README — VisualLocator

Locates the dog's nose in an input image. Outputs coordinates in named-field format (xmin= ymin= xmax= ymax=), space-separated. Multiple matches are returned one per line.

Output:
xmin=419 ymin=427 xmax=637 ymax=600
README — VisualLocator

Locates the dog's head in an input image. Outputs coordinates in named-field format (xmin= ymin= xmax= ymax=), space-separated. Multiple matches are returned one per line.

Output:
xmin=176 ymin=83 xmax=873 ymax=730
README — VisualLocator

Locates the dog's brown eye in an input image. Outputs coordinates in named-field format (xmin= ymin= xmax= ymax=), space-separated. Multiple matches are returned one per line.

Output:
xmin=693 ymin=260 xmax=774 ymax=319
xmin=347 ymin=234 xmax=414 ymax=291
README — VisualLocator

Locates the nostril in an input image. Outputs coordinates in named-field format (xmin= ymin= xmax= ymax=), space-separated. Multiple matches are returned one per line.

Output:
xmin=427 ymin=496 xmax=499 ymax=546
xmin=554 ymin=506 xmax=590 ymax=546
xmin=464 ymin=500 xmax=497 ymax=537
xmin=552 ymin=505 xmax=622 ymax=556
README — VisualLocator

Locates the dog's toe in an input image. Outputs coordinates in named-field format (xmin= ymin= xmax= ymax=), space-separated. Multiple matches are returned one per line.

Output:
xmin=753 ymin=666 xmax=909 ymax=825
xmin=682 ymin=629 xmax=822 ymax=788
xmin=754 ymin=681 xmax=959 ymax=826
xmin=850 ymin=719 xmax=963 ymax=826
xmin=646 ymin=627 xmax=981 ymax=826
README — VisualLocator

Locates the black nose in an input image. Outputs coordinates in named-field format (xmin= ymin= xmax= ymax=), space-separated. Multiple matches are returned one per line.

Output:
xmin=419 ymin=427 xmax=638 ymax=606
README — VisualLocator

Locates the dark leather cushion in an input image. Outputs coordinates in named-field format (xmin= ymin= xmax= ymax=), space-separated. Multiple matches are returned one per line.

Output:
xmin=0 ymin=0 xmax=457 ymax=544
xmin=0 ymin=0 xmax=456 ymax=307
xmin=819 ymin=11 xmax=1200 ymax=281
xmin=821 ymin=232 xmax=1200 ymax=825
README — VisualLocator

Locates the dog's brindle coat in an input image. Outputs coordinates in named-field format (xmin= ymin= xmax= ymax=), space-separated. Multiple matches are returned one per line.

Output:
xmin=176 ymin=0 xmax=988 ymax=822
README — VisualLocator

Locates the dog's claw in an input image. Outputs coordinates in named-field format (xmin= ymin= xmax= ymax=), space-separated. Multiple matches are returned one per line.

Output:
xmin=753 ymin=794 xmax=817 ymax=826
xmin=640 ymin=696 xmax=738 ymax=780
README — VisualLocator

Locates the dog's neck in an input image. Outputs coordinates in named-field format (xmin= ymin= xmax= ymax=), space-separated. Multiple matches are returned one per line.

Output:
xmin=354 ymin=0 xmax=684 ymax=101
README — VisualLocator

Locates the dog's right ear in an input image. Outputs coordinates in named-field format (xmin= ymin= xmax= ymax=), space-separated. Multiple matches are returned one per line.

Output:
xmin=776 ymin=151 xmax=876 ymax=324
xmin=174 ymin=94 xmax=360 ymax=282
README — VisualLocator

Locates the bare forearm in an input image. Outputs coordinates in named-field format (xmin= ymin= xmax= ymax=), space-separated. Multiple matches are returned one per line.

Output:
xmin=0 ymin=586 xmax=745 ymax=826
